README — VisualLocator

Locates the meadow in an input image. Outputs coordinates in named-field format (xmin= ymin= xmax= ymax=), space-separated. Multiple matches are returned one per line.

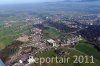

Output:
xmin=30 ymin=48 xmax=100 ymax=66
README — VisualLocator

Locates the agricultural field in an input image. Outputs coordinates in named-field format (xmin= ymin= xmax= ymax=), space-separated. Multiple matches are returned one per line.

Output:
xmin=43 ymin=26 xmax=65 ymax=39
xmin=0 ymin=22 xmax=31 ymax=50
xmin=43 ymin=27 xmax=60 ymax=39
xmin=75 ymin=40 xmax=100 ymax=61
xmin=0 ymin=26 xmax=20 ymax=49
xmin=30 ymin=48 xmax=100 ymax=66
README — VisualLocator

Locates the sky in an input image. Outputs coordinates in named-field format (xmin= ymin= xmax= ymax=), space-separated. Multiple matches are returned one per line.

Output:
xmin=0 ymin=0 xmax=63 ymax=4
xmin=0 ymin=0 xmax=99 ymax=5
xmin=0 ymin=59 xmax=5 ymax=66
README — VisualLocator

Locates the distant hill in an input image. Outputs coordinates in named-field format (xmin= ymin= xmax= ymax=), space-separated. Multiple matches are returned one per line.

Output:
xmin=64 ymin=0 xmax=99 ymax=2
xmin=81 ymin=0 xmax=99 ymax=2
xmin=0 ymin=0 xmax=100 ymax=15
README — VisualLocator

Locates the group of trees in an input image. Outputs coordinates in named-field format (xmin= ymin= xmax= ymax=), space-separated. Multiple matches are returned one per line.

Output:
xmin=0 ymin=40 xmax=23 ymax=62
xmin=80 ymin=25 xmax=100 ymax=50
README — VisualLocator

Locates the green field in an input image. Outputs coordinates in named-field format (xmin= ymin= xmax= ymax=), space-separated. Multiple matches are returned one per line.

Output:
xmin=0 ymin=21 xmax=35 ymax=50
xmin=43 ymin=26 xmax=67 ymax=40
xmin=30 ymin=48 xmax=100 ymax=66
xmin=75 ymin=41 xmax=100 ymax=61
xmin=43 ymin=26 xmax=63 ymax=39
xmin=0 ymin=27 xmax=20 ymax=49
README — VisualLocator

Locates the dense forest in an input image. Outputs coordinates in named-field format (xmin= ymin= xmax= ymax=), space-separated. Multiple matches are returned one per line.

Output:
xmin=80 ymin=25 xmax=100 ymax=50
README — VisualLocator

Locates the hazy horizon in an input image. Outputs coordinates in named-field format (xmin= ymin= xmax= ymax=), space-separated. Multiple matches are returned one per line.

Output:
xmin=0 ymin=0 xmax=63 ymax=5
xmin=0 ymin=0 xmax=99 ymax=5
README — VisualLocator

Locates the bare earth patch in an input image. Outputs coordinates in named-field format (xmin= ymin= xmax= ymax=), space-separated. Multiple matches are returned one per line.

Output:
xmin=16 ymin=35 xmax=29 ymax=42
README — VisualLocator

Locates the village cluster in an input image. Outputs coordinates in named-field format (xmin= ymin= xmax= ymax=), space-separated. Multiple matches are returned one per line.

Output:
xmin=6 ymin=26 xmax=82 ymax=66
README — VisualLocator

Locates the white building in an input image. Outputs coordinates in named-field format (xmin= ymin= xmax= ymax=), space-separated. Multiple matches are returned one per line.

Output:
xmin=19 ymin=60 xmax=23 ymax=64
xmin=27 ymin=56 xmax=36 ymax=64
xmin=79 ymin=35 xmax=82 ymax=40
xmin=47 ymin=39 xmax=58 ymax=47
xmin=19 ymin=55 xmax=36 ymax=65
